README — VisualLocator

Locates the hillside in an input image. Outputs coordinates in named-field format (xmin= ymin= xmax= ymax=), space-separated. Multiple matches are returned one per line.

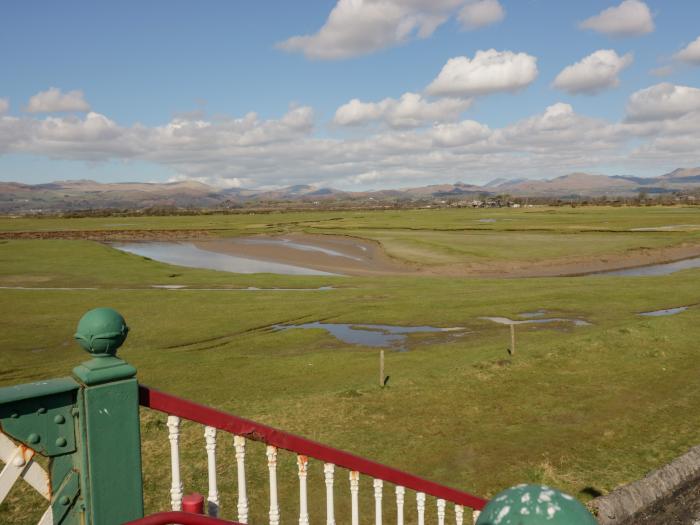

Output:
xmin=1 ymin=167 xmax=699 ymax=212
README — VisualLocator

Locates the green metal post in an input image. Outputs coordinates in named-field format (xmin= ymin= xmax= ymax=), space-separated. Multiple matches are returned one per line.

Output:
xmin=475 ymin=484 xmax=597 ymax=524
xmin=0 ymin=307 xmax=144 ymax=525
xmin=72 ymin=307 xmax=144 ymax=525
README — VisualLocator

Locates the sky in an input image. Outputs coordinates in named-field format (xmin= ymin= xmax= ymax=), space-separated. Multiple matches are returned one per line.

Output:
xmin=1 ymin=0 xmax=700 ymax=190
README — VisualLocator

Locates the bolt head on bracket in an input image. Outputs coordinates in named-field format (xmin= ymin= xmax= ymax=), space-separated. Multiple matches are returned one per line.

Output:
xmin=74 ymin=308 xmax=129 ymax=356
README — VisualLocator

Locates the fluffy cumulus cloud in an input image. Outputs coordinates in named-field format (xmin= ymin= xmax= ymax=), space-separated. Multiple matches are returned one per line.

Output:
xmin=429 ymin=120 xmax=491 ymax=147
xmin=675 ymin=35 xmax=700 ymax=65
xmin=26 ymin=87 xmax=90 ymax=113
xmin=0 ymin=98 xmax=8 ymax=115
xmin=457 ymin=0 xmax=505 ymax=30
xmin=333 ymin=92 xmax=472 ymax=128
xmin=277 ymin=0 xmax=466 ymax=60
xmin=553 ymin=49 xmax=633 ymax=95
xmin=426 ymin=49 xmax=538 ymax=97
xmin=496 ymin=103 xmax=624 ymax=151
xmin=625 ymin=83 xmax=700 ymax=122
xmin=580 ymin=0 xmax=654 ymax=37
xmin=3 ymin=88 xmax=700 ymax=188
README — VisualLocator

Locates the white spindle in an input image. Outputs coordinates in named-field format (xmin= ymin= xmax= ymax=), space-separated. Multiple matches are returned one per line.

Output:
xmin=166 ymin=415 xmax=183 ymax=511
xmin=455 ymin=504 xmax=464 ymax=525
xmin=267 ymin=446 xmax=280 ymax=525
xmin=374 ymin=479 xmax=383 ymax=525
xmin=350 ymin=470 xmax=360 ymax=525
xmin=472 ymin=510 xmax=480 ymax=524
xmin=395 ymin=486 xmax=405 ymax=525
xmin=437 ymin=498 xmax=446 ymax=525
xmin=204 ymin=426 xmax=219 ymax=517
xmin=234 ymin=435 xmax=249 ymax=523
xmin=324 ymin=463 xmax=335 ymax=525
xmin=298 ymin=455 xmax=309 ymax=525
xmin=417 ymin=492 xmax=426 ymax=525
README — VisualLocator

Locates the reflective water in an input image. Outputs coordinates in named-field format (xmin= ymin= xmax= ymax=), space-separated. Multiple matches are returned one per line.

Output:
xmin=595 ymin=257 xmax=700 ymax=276
xmin=480 ymin=316 xmax=591 ymax=326
xmin=272 ymin=322 xmax=461 ymax=348
xmin=639 ymin=306 xmax=688 ymax=317
xmin=518 ymin=310 xmax=547 ymax=318
xmin=239 ymin=238 xmax=363 ymax=261
xmin=113 ymin=242 xmax=338 ymax=276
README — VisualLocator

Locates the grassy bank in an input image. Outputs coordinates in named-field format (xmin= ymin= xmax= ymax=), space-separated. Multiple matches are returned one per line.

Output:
xmin=1 ymin=207 xmax=700 ymax=523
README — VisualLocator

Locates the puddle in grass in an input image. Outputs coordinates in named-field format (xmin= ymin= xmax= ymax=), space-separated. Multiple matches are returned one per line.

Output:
xmin=639 ymin=306 xmax=689 ymax=317
xmin=480 ymin=316 xmax=591 ymax=326
xmin=272 ymin=322 xmax=463 ymax=350
xmin=518 ymin=310 xmax=547 ymax=318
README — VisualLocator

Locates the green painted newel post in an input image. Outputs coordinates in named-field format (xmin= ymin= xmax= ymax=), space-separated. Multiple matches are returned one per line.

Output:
xmin=475 ymin=484 xmax=597 ymax=525
xmin=73 ymin=307 xmax=144 ymax=525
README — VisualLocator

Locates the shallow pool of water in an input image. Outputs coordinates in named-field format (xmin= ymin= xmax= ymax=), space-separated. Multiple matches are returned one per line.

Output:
xmin=639 ymin=306 xmax=689 ymax=317
xmin=239 ymin=238 xmax=363 ymax=261
xmin=113 ymin=242 xmax=338 ymax=276
xmin=480 ymin=316 xmax=591 ymax=326
xmin=595 ymin=257 xmax=700 ymax=277
xmin=272 ymin=322 xmax=461 ymax=349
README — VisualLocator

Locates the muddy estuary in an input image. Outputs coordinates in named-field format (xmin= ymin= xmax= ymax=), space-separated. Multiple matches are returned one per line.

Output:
xmin=111 ymin=234 xmax=700 ymax=279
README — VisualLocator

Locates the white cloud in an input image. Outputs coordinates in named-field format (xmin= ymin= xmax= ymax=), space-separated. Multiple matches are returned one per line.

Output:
xmin=580 ymin=0 xmax=654 ymax=37
xmin=497 ymin=103 xmax=624 ymax=150
xmin=675 ymin=35 xmax=700 ymax=65
xmin=458 ymin=0 xmax=505 ymax=30
xmin=426 ymin=49 xmax=538 ymax=97
xmin=333 ymin=92 xmax=472 ymax=128
xmin=553 ymin=50 xmax=633 ymax=95
xmin=277 ymin=0 xmax=465 ymax=60
xmin=0 ymin=98 xmax=8 ymax=115
xmin=3 ymin=95 xmax=699 ymax=189
xmin=625 ymin=83 xmax=700 ymax=122
xmin=429 ymin=120 xmax=491 ymax=147
xmin=26 ymin=87 xmax=90 ymax=113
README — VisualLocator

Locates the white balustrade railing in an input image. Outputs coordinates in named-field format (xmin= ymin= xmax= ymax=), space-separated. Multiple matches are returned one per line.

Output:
xmin=204 ymin=425 xmax=219 ymax=517
xmin=0 ymin=431 xmax=52 ymax=525
xmin=267 ymin=445 xmax=280 ymax=525
xmin=166 ymin=415 xmax=183 ymax=512
xmin=144 ymin=385 xmax=487 ymax=524
xmin=234 ymin=434 xmax=249 ymax=524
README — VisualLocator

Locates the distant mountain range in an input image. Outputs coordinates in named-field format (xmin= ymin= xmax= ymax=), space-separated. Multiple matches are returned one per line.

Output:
xmin=1 ymin=167 xmax=699 ymax=212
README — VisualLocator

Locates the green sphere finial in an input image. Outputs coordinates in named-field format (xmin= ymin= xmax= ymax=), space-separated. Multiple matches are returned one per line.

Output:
xmin=476 ymin=484 xmax=596 ymax=525
xmin=75 ymin=308 xmax=129 ymax=356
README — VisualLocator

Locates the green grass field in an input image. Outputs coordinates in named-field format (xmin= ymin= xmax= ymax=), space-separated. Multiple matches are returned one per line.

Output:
xmin=2 ymin=206 xmax=700 ymax=523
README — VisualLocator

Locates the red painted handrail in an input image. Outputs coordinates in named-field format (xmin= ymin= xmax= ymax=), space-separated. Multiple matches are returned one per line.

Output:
xmin=139 ymin=385 xmax=487 ymax=510
xmin=124 ymin=511 xmax=241 ymax=524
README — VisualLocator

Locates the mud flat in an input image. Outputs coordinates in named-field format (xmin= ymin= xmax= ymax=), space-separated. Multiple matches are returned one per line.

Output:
xmin=106 ymin=232 xmax=700 ymax=278
xmin=194 ymin=233 xmax=415 ymax=276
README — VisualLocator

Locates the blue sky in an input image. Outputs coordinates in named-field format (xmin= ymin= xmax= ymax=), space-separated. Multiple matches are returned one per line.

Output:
xmin=1 ymin=0 xmax=699 ymax=189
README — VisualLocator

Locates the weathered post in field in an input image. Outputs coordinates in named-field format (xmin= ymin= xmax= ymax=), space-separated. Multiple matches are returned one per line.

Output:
xmin=379 ymin=350 xmax=385 ymax=387
xmin=510 ymin=324 xmax=516 ymax=355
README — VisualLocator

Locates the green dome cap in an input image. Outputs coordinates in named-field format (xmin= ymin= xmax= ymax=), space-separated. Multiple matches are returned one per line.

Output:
xmin=74 ymin=308 xmax=129 ymax=356
xmin=476 ymin=484 xmax=596 ymax=525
